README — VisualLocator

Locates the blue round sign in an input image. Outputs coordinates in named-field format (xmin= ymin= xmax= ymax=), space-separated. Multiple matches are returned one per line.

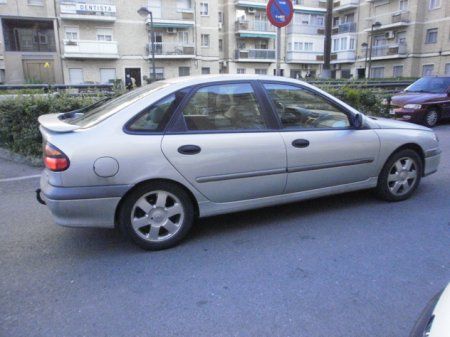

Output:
xmin=266 ymin=0 xmax=294 ymax=28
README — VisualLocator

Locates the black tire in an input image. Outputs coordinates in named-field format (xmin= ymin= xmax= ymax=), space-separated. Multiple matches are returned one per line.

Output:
xmin=423 ymin=109 xmax=439 ymax=127
xmin=118 ymin=181 xmax=194 ymax=250
xmin=375 ymin=149 xmax=422 ymax=202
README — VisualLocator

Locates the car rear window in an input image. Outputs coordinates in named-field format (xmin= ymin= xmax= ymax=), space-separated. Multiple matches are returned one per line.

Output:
xmin=67 ymin=81 xmax=170 ymax=128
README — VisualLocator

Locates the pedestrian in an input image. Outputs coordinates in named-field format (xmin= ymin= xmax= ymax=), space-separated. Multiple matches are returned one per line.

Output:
xmin=125 ymin=74 xmax=132 ymax=91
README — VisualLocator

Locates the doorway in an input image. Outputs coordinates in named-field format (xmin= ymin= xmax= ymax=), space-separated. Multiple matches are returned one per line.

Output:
xmin=125 ymin=68 xmax=142 ymax=87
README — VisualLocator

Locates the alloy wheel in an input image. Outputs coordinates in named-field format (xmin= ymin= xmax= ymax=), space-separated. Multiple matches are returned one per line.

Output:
xmin=425 ymin=110 xmax=438 ymax=127
xmin=387 ymin=157 xmax=418 ymax=197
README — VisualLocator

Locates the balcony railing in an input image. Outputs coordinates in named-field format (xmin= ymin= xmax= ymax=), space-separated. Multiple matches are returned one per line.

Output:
xmin=333 ymin=22 xmax=356 ymax=34
xmin=235 ymin=49 xmax=276 ymax=61
xmin=367 ymin=11 xmax=410 ymax=29
xmin=333 ymin=0 xmax=359 ymax=10
xmin=391 ymin=11 xmax=410 ymax=24
xmin=331 ymin=50 xmax=356 ymax=62
xmin=59 ymin=0 xmax=116 ymax=21
xmin=235 ymin=20 xmax=276 ymax=33
xmin=286 ymin=51 xmax=324 ymax=63
xmin=151 ymin=42 xmax=195 ymax=58
xmin=287 ymin=24 xmax=325 ymax=35
xmin=148 ymin=2 xmax=194 ymax=23
xmin=63 ymin=40 xmax=119 ymax=58
xmin=363 ymin=43 xmax=407 ymax=58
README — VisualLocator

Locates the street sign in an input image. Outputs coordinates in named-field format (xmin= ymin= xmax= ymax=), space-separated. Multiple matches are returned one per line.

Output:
xmin=266 ymin=0 xmax=294 ymax=28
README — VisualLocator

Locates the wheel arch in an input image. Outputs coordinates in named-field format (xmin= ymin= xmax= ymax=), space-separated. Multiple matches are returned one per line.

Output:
xmin=114 ymin=178 xmax=200 ymax=227
xmin=385 ymin=143 xmax=426 ymax=176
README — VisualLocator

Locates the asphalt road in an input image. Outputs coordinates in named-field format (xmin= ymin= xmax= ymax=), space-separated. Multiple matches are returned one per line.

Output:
xmin=1 ymin=125 xmax=449 ymax=337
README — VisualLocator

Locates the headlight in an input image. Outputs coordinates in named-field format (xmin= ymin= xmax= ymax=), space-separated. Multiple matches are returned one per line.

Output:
xmin=404 ymin=104 xmax=422 ymax=109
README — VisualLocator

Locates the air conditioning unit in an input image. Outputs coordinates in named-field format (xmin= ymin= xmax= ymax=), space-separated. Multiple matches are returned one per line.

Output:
xmin=247 ymin=7 xmax=256 ymax=14
xmin=166 ymin=28 xmax=177 ymax=34
xmin=385 ymin=31 xmax=395 ymax=39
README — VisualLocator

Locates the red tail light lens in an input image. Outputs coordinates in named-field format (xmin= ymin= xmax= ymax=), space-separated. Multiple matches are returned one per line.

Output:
xmin=43 ymin=143 xmax=70 ymax=172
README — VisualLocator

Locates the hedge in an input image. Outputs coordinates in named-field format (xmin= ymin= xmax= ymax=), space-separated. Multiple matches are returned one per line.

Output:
xmin=0 ymin=87 xmax=391 ymax=159
xmin=0 ymin=94 xmax=102 ymax=157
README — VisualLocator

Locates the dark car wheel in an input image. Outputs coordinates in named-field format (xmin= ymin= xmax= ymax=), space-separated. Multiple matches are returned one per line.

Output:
xmin=376 ymin=149 xmax=422 ymax=202
xmin=423 ymin=109 xmax=439 ymax=127
xmin=119 ymin=182 xmax=194 ymax=250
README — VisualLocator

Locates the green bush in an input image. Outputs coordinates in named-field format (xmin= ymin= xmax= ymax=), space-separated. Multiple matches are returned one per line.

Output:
xmin=0 ymin=94 xmax=102 ymax=157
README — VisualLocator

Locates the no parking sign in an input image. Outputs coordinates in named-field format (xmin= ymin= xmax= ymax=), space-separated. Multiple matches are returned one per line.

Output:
xmin=266 ymin=0 xmax=294 ymax=28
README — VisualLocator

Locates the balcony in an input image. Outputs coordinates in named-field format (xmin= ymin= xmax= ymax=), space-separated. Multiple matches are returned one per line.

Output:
xmin=331 ymin=50 xmax=356 ymax=63
xmin=366 ymin=11 xmax=410 ymax=30
xmin=234 ymin=49 xmax=276 ymax=62
xmin=63 ymin=40 xmax=119 ymax=59
xmin=287 ymin=24 xmax=325 ymax=35
xmin=333 ymin=0 xmax=359 ymax=12
xmin=362 ymin=43 xmax=407 ymax=60
xmin=235 ymin=20 xmax=276 ymax=39
xmin=146 ymin=2 xmax=194 ymax=28
xmin=59 ymin=0 xmax=116 ymax=22
xmin=333 ymin=22 xmax=356 ymax=34
xmin=150 ymin=42 xmax=195 ymax=59
xmin=234 ymin=0 xmax=266 ymax=9
xmin=286 ymin=51 xmax=324 ymax=64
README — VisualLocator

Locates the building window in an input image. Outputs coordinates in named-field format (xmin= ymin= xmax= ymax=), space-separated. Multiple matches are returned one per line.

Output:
xmin=429 ymin=0 xmax=440 ymax=9
xmin=218 ymin=11 xmax=223 ymax=23
xmin=200 ymin=2 xmax=209 ymax=16
xmin=96 ymin=28 xmax=113 ymax=41
xmin=399 ymin=0 xmax=408 ymax=10
xmin=2 ymin=19 xmax=56 ymax=52
xmin=201 ymin=34 xmax=210 ymax=47
xmin=28 ymin=0 xmax=43 ymax=5
xmin=64 ymin=27 xmax=79 ymax=41
xmin=201 ymin=67 xmax=210 ymax=75
xmin=340 ymin=37 xmax=347 ymax=50
xmin=237 ymin=68 xmax=246 ymax=74
xmin=178 ymin=31 xmax=189 ymax=45
xmin=370 ymin=67 xmax=384 ymax=79
xmin=304 ymin=42 xmax=313 ymax=51
xmin=155 ymin=67 xmax=165 ymax=80
xmin=69 ymin=68 xmax=84 ymax=84
xmin=100 ymin=68 xmax=116 ymax=84
xmin=179 ymin=67 xmax=190 ymax=77
xmin=425 ymin=29 xmax=438 ymax=44
xmin=349 ymin=38 xmax=355 ymax=50
xmin=255 ymin=69 xmax=267 ymax=75
xmin=176 ymin=0 xmax=191 ymax=11
xmin=219 ymin=39 xmax=223 ymax=52
xmin=445 ymin=63 xmax=450 ymax=75
xmin=422 ymin=64 xmax=434 ymax=76
xmin=393 ymin=65 xmax=403 ymax=78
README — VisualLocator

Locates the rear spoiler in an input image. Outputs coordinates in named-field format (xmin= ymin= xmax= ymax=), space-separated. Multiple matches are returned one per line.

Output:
xmin=38 ymin=113 xmax=81 ymax=133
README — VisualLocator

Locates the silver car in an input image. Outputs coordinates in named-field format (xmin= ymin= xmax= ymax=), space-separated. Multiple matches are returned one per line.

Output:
xmin=37 ymin=75 xmax=441 ymax=250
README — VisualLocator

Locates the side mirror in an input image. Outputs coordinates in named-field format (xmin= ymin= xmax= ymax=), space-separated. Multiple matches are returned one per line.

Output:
xmin=352 ymin=113 xmax=363 ymax=129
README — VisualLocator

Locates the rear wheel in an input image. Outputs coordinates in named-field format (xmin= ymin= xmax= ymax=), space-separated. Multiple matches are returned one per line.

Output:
xmin=376 ymin=149 xmax=422 ymax=202
xmin=119 ymin=182 xmax=194 ymax=250
xmin=423 ymin=109 xmax=439 ymax=127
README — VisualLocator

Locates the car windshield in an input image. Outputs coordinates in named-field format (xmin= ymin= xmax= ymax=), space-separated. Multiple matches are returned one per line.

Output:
xmin=66 ymin=81 xmax=170 ymax=128
xmin=405 ymin=77 xmax=450 ymax=93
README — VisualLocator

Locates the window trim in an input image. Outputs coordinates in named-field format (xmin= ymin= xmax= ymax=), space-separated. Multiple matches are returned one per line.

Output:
xmin=257 ymin=80 xmax=362 ymax=132
xmin=166 ymin=80 xmax=280 ymax=134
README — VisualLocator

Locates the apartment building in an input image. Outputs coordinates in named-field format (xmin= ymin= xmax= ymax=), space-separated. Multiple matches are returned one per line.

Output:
xmin=0 ymin=0 xmax=449 ymax=84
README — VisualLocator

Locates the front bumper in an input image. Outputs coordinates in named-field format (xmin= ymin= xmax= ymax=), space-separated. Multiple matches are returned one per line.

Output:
xmin=424 ymin=149 xmax=441 ymax=177
xmin=39 ymin=173 xmax=131 ymax=229
xmin=390 ymin=108 xmax=426 ymax=123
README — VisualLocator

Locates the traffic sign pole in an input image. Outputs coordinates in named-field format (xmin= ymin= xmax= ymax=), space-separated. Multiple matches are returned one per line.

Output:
xmin=266 ymin=0 xmax=293 ymax=77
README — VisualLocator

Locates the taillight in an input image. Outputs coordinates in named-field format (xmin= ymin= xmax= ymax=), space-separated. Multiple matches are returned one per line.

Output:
xmin=43 ymin=142 xmax=70 ymax=172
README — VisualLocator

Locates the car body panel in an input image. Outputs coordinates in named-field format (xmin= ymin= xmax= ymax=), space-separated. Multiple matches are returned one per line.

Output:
xmin=38 ymin=75 xmax=441 ymax=229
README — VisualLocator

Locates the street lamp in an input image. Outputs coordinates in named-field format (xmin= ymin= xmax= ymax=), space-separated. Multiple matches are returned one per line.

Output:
xmin=361 ymin=42 xmax=368 ymax=78
xmin=367 ymin=21 xmax=382 ymax=79
xmin=138 ymin=6 xmax=156 ymax=82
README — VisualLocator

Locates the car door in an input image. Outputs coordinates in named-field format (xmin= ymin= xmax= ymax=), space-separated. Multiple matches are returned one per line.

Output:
xmin=161 ymin=81 xmax=287 ymax=203
xmin=261 ymin=82 xmax=380 ymax=194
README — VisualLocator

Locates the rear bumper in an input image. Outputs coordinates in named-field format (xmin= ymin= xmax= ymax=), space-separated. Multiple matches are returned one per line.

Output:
xmin=424 ymin=149 xmax=441 ymax=177
xmin=39 ymin=173 xmax=131 ymax=228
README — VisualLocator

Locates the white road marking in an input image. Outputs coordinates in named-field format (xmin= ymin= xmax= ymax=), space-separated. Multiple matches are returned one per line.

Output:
xmin=0 ymin=174 xmax=41 ymax=183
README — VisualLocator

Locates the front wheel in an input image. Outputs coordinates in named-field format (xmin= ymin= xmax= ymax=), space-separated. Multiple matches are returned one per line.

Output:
xmin=119 ymin=182 xmax=194 ymax=250
xmin=423 ymin=109 xmax=439 ymax=127
xmin=376 ymin=149 xmax=422 ymax=202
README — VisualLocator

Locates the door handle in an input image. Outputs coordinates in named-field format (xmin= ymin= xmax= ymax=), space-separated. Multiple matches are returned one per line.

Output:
xmin=292 ymin=139 xmax=310 ymax=148
xmin=178 ymin=145 xmax=201 ymax=155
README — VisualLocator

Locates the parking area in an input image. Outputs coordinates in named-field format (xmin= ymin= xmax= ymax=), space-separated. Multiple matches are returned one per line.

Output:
xmin=1 ymin=125 xmax=449 ymax=337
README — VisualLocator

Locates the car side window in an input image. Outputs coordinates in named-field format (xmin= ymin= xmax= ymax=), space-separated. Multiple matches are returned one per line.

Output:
xmin=263 ymin=83 xmax=350 ymax=129
xmin=182 ymin=83 xmax=267 ymax=131
xmin=127 ymin=93 xmax=180 ymax=132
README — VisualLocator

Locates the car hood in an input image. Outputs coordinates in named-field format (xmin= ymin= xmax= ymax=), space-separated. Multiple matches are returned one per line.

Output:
xmin=369 ymin=117 xmax=431 ymax=131
xmin=391 ymin=92 xmax=447 ymax=106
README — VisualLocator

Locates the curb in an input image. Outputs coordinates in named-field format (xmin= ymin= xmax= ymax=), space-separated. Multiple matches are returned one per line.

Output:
xmin=0 ymin=147 xmax=43 ymax=167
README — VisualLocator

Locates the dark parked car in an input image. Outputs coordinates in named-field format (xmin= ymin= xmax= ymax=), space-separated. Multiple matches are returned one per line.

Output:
xmin=390 ymin=76 xmax=450 ymax=127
